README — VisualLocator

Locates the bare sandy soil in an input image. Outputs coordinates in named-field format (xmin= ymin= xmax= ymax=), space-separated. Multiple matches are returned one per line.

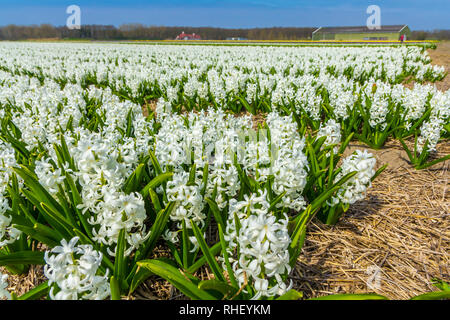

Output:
xmin=427 ymin=42 xmax=450 ymax=91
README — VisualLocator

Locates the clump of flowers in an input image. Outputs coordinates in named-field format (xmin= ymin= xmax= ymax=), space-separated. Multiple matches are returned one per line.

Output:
xmin=65 ymin=131 xmax=150 ymax=256
xmin=224 ymin=190 xmax=292 ymax=300
xmin=265 ymin=113 xmax=309 ymax=211
xmin=44 ymin=237 xmax=110 ymax=300
xmin=417 ymin=117 xmax=444 ymax=153
xmin=330 ymin=149 xmax=377 ymax=206
xmin=0 ymin=141 xmax=21 ymax=247
xmin=316 ymin=118 xmax=342 ymax=154
xmin=165 ymin=171 xmax=205 ymax=229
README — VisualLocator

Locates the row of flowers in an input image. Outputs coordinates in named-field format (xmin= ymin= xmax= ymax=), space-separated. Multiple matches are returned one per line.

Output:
xmin=0 ymin=43 xmax=448 ymax=158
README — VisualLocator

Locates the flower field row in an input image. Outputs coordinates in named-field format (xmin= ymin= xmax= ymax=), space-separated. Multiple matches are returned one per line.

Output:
xmin=0 ymin=43 xmax=449 ymax=300
xmin=0 ymin=43 xmax=448 ymax=153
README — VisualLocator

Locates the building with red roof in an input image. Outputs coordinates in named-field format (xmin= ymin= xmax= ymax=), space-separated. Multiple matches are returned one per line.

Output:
xmin=175 ymin=31 xmax=201 ymax=40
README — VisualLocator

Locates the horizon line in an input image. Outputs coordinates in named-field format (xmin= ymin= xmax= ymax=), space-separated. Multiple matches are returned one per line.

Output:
xmin=0 ymin=23 xmax=448 ymax=32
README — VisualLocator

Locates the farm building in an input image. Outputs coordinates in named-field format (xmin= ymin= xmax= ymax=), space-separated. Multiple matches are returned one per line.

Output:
xmin=312 ymin=25 xmax=410 ymax=41
xmin=175 ymin=31 xmax=201 ymax=40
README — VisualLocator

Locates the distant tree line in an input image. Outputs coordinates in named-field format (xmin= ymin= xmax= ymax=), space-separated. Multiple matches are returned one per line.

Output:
xmin=410 ymin=29 xmax=450 ymax=41
xmin=0 ymin=24 xmax=449 ymax=41
xmin=0 ymin=24 xmax=314 ymax=41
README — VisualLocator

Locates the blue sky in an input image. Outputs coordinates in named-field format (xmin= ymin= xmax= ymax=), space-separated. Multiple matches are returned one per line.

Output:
xmin=0 ymin=1 xmax=448 ymax=30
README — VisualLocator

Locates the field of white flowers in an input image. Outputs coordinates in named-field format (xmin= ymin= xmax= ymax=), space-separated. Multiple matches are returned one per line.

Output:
xmin=0 ymin=42 xmax=448 ymax=301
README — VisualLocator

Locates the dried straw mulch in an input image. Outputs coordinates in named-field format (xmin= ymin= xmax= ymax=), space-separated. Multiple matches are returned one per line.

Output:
xmin=1 ymin=265 xmax=46 ymax=298
xmin=292 ymin=139 xmax=449 ymax=299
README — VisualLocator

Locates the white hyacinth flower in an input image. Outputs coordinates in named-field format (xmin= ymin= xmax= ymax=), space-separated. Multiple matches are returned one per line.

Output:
xmin=44 ymin=237 xmax=110 ymax=300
